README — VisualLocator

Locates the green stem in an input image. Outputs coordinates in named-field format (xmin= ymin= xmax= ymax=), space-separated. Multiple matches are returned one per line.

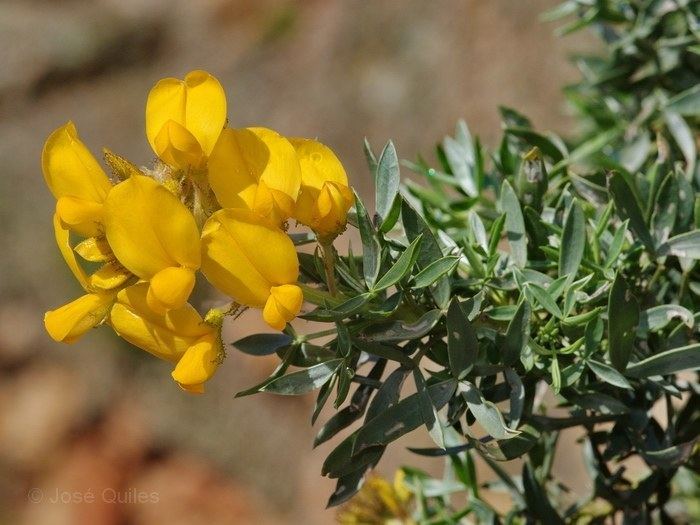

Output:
xmin=320 ymin=241 xmax=338 ymax=296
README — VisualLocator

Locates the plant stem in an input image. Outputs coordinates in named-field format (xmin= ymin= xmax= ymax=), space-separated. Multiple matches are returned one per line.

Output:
xmin=320 ymin=240 xmax=338 ymax=296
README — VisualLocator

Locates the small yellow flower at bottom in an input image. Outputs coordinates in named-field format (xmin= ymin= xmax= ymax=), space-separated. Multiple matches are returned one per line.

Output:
xmin=200 ymin=208 xmax=303 ymax=330
xmin=109 ymin=283 xmax=222 ymax=393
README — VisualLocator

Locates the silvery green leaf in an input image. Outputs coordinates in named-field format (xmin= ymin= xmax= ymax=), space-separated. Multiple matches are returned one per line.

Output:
xmin=375 ymin=140 xmax=400 ymax=222
xmin=459 ymin=381 xmax=521 ymax=440
xmin=262 ymin=359 xmax=343 ymax=395
xmin=500 ymin=180 xmax=528 ymax=268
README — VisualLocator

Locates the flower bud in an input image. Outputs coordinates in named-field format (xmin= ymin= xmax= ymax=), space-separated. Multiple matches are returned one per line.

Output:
xmin=290 ymin=138 xmax=353 ymax=240
xmin=146 ymin=70 xmax=226 ymax=172
xmin=201 ymin=209 xmax=302 ymax=330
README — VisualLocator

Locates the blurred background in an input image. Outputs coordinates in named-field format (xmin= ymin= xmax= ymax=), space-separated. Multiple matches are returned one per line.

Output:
xmin=0 ymin=0 xmax=593 ymax=523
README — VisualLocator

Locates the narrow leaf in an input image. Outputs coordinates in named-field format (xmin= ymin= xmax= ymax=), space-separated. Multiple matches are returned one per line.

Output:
xmin=559 ymin=199 xmax=585 ymax=280
xmin=373 ymin=235 xmax=422 ymax=291
xmin=608 ymin=272 xmax=639 ymax=371
xmin=262 ymin=359 xmax=342 ymax=395
xmin=500 ymin=180 xmax=527 ymax=267
xmin=447 ymin=299 xmax=478 ymax=379
xmin=375 ymin=141 xmax=400 ymax=221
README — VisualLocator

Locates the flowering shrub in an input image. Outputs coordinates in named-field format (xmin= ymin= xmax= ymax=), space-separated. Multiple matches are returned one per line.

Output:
xmin=43 ymin=1 xmax=699 ymax=522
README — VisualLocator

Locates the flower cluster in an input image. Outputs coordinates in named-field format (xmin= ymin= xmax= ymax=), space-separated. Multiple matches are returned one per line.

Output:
xmin=43 ymin=70 xmax=353 ymax=393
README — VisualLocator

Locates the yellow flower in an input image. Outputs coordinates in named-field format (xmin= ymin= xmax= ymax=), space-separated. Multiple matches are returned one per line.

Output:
xmin=290 ymin=138 xmax=353 ymax=241
xmin=42 ymin=121 xmax=112 ymax=238
xmin=200 ymin=208 xmax=303 ymax=330
xmin=104 ymin=175 xmax=201 ymax=312
xmin=44 ymin=215 xmax=116 ymax=343
xmin=109 ymin=283 xmax=222 ymax=393
xmin=337 ymin=472 xmax=415 ymax=525
xmin=208 ymin=127 xmax=302 ymax=226
xmin=146 ymin=70 xmax=226 ymax=172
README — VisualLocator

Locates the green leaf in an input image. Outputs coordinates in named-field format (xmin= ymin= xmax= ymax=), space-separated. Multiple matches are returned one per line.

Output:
xmin=375 ymin=140 xmax=400 ymax=222
xmin=365 ymin=368 xmax=409 ymax=421
xmin=232 ymin=333 xmax=293 ymax=356
xmin=522 ymin=462 xmax=564 ymax=524
xmin=607 ymin=171 xmax=656 ymax=254
xmin=261 ymin=359 xmax=343 ymax=395
xmin=411 ymin=256 xmax=459 ymax=289
xmin=604 ymin=219 xmax=628 ymax=268
xmin=665 ymin=111 xmax=696 ymax=176
xmin=353 ymin=380 xmax=456 ymax=453
xmin=401 ymin=201 xmax=451 ymax=308
xmin=651 ymin=172 xmax=678 ymax=245
xmin=460 ymin=382 xmax=520 ymax=440
xmin=525 ymin=283 xmax=563 ymax=319
xmin=503 ymin=299 xmax=531 ymax=365
xmin=447 ymin=298 xmax=478 ymax=379
xmin=506 ymin=127 xmax=565 ymax=162
xmin=500 ymin=180 xmax=528 ymax=267
xmin=470 ymin=424 xmax=540 ymax=461
xmin=638 ymin=305 xmax=694 ymax=335
xmin=559 ymin=199 xmax=585 ymax=280
xmin=550 ymin=357 xmax=561 ymax=395
xmin=443 ymin=120 xmax=477 ymax=196
xmin=587 ymin=359 xmax=633 ymax=389
xmin=553 ymin=126 xmax=622 ymax=170
xmin=659 ymin=230 xmax=700 ymax=259
xmin=373 ymin=235 xmax=422 ymax=291
xmin=625 ymin=344 xmax=700 ymax=378
xmin=354 ymin=192 xmax=381 ymax=287
xmin=568 ymin=392 xmax=629 ymax=415
xmin=665 ymin=84 xmax=700 ymax=116
xmin=608 ymin=272 xmax=640 ymax=371
xmin=360 ymin=309 xmax=442 ymax=343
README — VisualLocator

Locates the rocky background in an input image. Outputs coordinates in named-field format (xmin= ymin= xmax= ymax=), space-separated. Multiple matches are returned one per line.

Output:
xmin=0 ymin=0 xmax=592 ymax=523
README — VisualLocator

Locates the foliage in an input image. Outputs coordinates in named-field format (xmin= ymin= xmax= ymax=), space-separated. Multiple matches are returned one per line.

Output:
xmin=231 ymin=1 xmax=700 ymax=522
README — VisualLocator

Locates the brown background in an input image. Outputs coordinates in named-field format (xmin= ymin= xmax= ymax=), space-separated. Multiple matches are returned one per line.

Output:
xmin=0 ymin=1 xmax=593 ymax=523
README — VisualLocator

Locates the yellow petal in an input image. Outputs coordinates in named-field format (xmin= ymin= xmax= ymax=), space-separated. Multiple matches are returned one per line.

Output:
xmin=262 ymin=284 xmax=303 ymax=330
xmin=171 ymin=335 xmax=220 ymax=393
xmin=42 ymin=121 xmax=111 ymax=204
xmin=146 ymin=266 xmax=196 ymax=312
xmin=290 ymin=138 xmax=351 ymax=237
xmin=153 ymin=120 xmax=205 ymax=170
xmin=289 ymin=137 xmax=348 ymax=190
xmin=55 ymin=196 xmax=104 ymax=238
xmin=53 ymin=213 xmax=90 ymax=291
xmin=104 ymin=175 xmax=201 ymax=279
xmin=109 ymin=283 xmax=210 ymax=362
xmin=312 ymin=181 xmax=354 ymax=238
xmin=200 ymin=209 xmax=299 ymax=307
xmin=89 ymin=261 xmax=132 ymax=291
xmin=74 ymin=236 xmax=112 ymax=263
xmin=45 ymin=293 xmax=113 ymax=343
xmin=146 ymin=70 xmax=226 ymax=159
xmin=208 ymin=127 xmax=301 ymax=224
